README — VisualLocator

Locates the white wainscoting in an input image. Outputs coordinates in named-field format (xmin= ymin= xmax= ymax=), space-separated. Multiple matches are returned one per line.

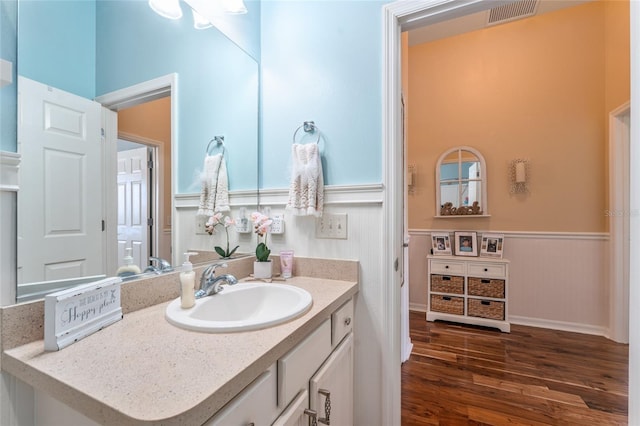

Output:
xmin=409 ymin=230 xmax=609 ymax=336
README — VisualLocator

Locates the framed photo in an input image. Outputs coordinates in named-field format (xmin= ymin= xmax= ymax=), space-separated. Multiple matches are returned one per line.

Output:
xmin=431 ymin=232 xmax=452 ymax=255
xmin=454 ymin=231 xmax=478 ymax=257
xmin=480 ymin=233 xmax=504 ymax=258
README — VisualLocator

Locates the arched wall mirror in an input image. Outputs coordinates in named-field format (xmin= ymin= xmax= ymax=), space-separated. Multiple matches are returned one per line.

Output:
xmin=435 ymin=146 xmax=488 ymax=217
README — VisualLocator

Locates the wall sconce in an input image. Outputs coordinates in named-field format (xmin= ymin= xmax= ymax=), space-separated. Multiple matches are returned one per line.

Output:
xmin=509 ymin=159 xmax=530 ymax=194
xmin=407 ymin=164 xmax=416 ymax=193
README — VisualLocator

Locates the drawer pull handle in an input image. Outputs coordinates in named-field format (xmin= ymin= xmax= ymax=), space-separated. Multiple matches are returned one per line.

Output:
xmin=247 ymin=423 xmax=255 ymax=426
xmin=442 ymin=276 xmax=451 ymax=281
xmin=344 ymin=317 xmax=352 ymax=326
xmin=443 ymin=296 xmax=452 ymax=301
xmin=484 ymin=268 xmax=488 ymax=272
xmin=319 ymin=389 xmax=331 ymax=425
xmin=481 ymin=300 xmax=491 ymax=306
xmin=445 ymin=265 xmax=449 ymax=269
xmin=305 ymin=409 xmax=318 ymax=426
xmin=481 ymin=279 xmax=491 ymax=284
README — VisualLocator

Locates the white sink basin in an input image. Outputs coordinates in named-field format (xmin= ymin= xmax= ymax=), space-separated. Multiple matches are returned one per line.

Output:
xmin=165 ymin=282 xmax=313 ymax=333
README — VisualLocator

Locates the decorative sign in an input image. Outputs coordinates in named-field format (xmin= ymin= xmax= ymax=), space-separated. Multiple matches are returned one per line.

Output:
xmin=44 ymin=277 xmax=123 ymax=351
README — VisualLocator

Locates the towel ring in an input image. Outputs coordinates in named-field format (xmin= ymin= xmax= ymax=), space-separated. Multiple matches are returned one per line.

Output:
xmin=292 ymin=121 xmax=321 ymax=144
xmin=206 ymin=136 xmax=226 ymax=157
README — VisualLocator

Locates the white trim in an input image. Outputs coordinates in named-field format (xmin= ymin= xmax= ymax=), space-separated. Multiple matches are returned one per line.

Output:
xmin=407 ymin=307 xmax=608 ymax=336
xmin=96 ymin=73 xmax=179 ymax=266
xmin=409 ymin=303 xmax=427 ymax=313
xmin=0 ymin=151 xmax=20 ymax=192
xmin=175 ymin=190 xmax=259 ymax=209
xmin=257 ymin=183 xmax=383 ymax=206
xmin=409 ymin=229 xmax=609 ymax=240
xmin=609 ymin=101 xmax=631 ymax=344
xmin=510 ymin=315 xmax=608 ymax=337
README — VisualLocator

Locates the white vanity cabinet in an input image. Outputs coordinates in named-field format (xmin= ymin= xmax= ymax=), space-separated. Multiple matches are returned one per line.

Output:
xmin=207 ymin=299 xmax=355 ymax=426
xmin=427 ymin=255 xmax=510 ymax=332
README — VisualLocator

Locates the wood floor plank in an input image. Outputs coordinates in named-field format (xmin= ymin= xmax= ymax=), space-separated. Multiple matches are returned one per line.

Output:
xmin=402 ymin=312 xmax=628 ymax=425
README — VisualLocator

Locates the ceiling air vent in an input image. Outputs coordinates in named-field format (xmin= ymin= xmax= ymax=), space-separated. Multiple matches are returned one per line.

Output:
xmin=487 ymin=0 xmax=539 ymax=26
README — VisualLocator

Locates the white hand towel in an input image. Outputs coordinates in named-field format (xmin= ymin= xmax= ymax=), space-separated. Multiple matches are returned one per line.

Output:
xmin=197 ymin=154 xmax=230 ymax=216
xmin=286 ymin=143 xmax=324 ymax=216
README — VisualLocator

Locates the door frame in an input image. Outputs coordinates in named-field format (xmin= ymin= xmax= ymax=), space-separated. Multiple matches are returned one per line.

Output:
xmin=96 ymin=74 xmax=177 ymax=271
xmin=609 ymin=101 xmax=630 ymax=344
xmin=382 ymin=1 xmax=534 ymax=423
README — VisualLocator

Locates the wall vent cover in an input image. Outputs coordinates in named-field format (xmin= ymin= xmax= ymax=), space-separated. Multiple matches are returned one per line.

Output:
xmin=487 ymin=0 xmax=539 ymax=26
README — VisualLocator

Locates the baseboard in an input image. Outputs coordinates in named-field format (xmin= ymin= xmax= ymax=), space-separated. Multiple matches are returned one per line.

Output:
xmin=409 ymin=303 xmax=427 ymax=313
xmin=509 ymin=315 xmax=607 ymax=337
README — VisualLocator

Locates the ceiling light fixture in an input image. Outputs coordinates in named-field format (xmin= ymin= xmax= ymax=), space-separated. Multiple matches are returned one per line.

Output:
xmin=148 ymin=0 xmax=183 ymax=20
xmin=191 ymin=9 xmax=213 ymax=30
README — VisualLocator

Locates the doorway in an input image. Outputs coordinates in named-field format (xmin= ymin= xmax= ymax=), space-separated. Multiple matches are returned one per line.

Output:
xmin=96 ymin=73 xmax=177 ymax=274
xmin=382 ymin=1 xmax=633 ymax=424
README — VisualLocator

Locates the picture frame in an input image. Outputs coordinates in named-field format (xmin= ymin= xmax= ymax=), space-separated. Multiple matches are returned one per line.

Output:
xmin=480 ymin=233 xmax=504 ymax=258
xmin=454 ymin=231 xmax=478 ymax=257
xmin=431 ymin=232 xmax=452 ymax=256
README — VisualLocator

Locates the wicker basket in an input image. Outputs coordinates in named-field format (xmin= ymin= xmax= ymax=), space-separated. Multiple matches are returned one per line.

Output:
xmin=468 ymin=277 xmax=505 ymax=298
xmin=430 ymin=294 xmax=464 ymax=315
xmin=467 ymin=299 xmax=505 ymax=320
xmin=430 ymin=274 xmax=464 ymax=295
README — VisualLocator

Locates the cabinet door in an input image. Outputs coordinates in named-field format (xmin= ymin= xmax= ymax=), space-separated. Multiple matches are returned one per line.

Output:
xmin=272 ymin=390 xmax=311 ymax=426
xmin=309 ymin=333 xmax=353 ymax=426
xmin=204 ymin=365 xmax=278 ymax=426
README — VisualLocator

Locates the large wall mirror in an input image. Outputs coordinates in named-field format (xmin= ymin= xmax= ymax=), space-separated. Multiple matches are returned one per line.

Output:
xmin=14 ymin=0 xmax=259 ymax=302
xmin=435 ymin=146 xmax=488 ymax=217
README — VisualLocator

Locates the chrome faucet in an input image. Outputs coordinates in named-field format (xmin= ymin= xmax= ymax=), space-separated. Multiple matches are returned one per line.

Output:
xmin=144 ymin=256 xmax=174 ymax=274
xmin=195 ymin=262 xmax=238 ymax=298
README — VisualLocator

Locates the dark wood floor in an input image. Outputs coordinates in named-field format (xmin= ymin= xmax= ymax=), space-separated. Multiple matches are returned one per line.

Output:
xmin=401 ymin=311 xmax=628 ymax=425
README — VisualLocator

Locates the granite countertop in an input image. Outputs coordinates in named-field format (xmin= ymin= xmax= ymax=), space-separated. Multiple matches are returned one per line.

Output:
xmin=2 ymin=276 xmax=358 ymax=425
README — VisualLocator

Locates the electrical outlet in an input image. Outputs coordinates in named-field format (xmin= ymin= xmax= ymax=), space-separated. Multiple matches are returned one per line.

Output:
xmin=270 ymin=215 xmax=284 ymax=234
xmin=235 ymin=217 xmax=251 ymax=233
xmin=195 ymin=216 xmax=209 ymax=235
xmin=316 ymin=213 xmax=348 ymax=239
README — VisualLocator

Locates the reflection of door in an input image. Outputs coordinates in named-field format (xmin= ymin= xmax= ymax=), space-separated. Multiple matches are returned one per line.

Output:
xmin=17 ymin=76 xmax=103 ymax=285
xmin=117 ymin=146 xmax=149 ymax=270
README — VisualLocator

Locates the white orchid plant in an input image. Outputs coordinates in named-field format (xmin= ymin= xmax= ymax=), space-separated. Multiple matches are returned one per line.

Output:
xmin=251 ymin=212 xmax=272 ymax=262
xmin=205 ymin=213 xmax=239 ymax=259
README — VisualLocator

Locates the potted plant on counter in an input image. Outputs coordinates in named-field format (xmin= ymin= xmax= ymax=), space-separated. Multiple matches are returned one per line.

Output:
xmin=205 ymin=213 xmax=239 ymax=259
xmin=251 ymin=212 xmax=272 ymax=278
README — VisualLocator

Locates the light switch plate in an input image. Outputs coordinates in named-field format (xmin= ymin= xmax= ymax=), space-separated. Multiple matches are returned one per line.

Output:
xmin=316 ymin=213 xmax=347 ymax=239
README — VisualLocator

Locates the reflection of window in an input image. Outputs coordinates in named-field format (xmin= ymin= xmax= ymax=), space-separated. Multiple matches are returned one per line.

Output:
xmin=435 ymin=147 xmax=488 ymax=217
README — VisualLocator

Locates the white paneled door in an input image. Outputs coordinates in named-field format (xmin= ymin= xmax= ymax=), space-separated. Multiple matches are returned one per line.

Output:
xmin=17 ymin=76 xmax=104 ymax=285
xmin=117 ymin=146 xmax=149 ymax=271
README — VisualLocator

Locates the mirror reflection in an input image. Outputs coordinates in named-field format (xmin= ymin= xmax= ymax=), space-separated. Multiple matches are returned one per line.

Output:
xmin=15 ymin=0 xmax=259 ymax=302
xmin=436 ymin=147 xmax=487 ymax=216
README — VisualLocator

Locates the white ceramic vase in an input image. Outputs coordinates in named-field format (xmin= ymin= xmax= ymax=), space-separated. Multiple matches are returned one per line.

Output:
xmin=253 ymin=260 xmax=272 ymax=279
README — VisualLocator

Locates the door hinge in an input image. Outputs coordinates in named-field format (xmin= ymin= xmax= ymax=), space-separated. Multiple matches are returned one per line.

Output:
xmin=148 ymin=160 xmax=154 ymax=169
xmin=147 ymin=218 xmax=154 ymax=227
xmin=102 ymin=220 xmax=106 ymax=231
xmin=101 ymin=128 xmax=105 ymax=137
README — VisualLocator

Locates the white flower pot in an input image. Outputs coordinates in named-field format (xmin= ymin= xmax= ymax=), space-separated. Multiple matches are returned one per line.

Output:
xmin=253 ymin=260 xmax=272 ymax=279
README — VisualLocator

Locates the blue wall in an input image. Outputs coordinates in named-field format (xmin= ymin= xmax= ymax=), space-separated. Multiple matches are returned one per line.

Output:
xmin=18 ymin=0 xmax=96 ymax=99
xmin=260 ymin=0 xmax=386 ymax=189
xmin=1 ymin=0 xmax=17 ymax=152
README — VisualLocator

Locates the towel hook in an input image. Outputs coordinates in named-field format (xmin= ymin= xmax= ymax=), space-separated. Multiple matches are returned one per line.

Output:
xmin=206 ymin=136 xmax=226 ymax=157
xmin=293 ymin=121 xmax=321 ymax=144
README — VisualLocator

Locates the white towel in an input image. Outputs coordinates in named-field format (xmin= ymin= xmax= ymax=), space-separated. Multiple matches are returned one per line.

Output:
xmin=286 ymin=143 xmax=324 ymax=216
xmin=197 ymin=154 xmax=230 ymax=216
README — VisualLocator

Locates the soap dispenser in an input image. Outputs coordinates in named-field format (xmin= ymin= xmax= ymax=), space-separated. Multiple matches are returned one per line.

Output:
xmin=180 ymin=252 xmax=198 ymax=309
xmin=116 ymin=248 xmax=142 ymax=277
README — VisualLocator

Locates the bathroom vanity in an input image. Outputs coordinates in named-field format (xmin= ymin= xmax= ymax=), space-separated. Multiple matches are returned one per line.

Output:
xmin=0 ymin=258 xmax=358 ymax=425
